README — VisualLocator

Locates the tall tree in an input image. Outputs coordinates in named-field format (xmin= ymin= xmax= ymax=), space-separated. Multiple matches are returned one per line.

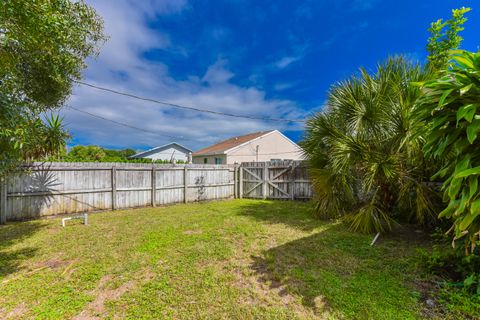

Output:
xmin=427 ymin=7 xmax=470 ymax=72
xmin=0 ymin=0 xmax=105 ymax=175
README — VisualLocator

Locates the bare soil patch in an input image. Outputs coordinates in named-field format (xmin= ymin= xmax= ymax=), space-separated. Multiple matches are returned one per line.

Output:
xmin=0 ymin=302 xmax=29 ymax=320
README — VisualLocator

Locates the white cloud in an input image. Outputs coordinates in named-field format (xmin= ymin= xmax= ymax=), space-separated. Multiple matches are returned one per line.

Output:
xmin=273 ymin=82 xmax=298 ymax=91
xmin=202 ymin=59 xmax=235 ymax=84
xmin=274 ymin=55 xmax=302 ymax=69
xmin=64 ymin=0 xmax=307 ymax=151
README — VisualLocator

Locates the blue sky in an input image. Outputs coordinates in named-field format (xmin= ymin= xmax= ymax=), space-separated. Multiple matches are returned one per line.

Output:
xmin=65 ymin=0 xmax=480 ymax=151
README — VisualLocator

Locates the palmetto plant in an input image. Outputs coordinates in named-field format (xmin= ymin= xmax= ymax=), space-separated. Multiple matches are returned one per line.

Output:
xmin=301 ymin=57 xmax=441 ymax=233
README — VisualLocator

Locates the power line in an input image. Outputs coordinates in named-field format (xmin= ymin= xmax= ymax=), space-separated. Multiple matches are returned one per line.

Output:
xmin=65 ymin=105 xmax=194 ymax=142
xmin=65 ymin=105 xmax=304 ymax=156
xmin=73 ymin=80 xmax=306 ymax=124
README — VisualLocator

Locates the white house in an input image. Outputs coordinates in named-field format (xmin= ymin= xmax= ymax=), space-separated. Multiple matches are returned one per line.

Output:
xmin=131 ymin=142 xmax=193 ymax=163
xmin=192 ymin=130 xmax=304 ymax=165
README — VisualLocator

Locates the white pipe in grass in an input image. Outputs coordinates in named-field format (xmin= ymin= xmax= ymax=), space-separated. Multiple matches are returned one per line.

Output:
xmin=370 ymin=232 xmax=380 ymax=246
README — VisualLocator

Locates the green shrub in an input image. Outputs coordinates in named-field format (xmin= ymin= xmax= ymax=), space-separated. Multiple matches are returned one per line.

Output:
xmin=416 ymin=50 xmax=480 ymax=254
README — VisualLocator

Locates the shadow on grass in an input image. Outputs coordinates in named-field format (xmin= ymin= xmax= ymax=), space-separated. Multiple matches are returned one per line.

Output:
xmin=237 ymin=200 xmax=325 ymax=231
xmin=240 ymin=200 xmax=429 ymax=319
xmin=0 ymin=221 xmax=45 ymax=278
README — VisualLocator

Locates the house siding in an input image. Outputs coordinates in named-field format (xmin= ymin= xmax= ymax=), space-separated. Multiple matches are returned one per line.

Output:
xmin=192 ymin=154 xmax=227 ymax=165
xmin=227 ymin=131 xmax=303 ymax=164
xmin=192 ymin=131 xmax=304 ymax=165
xmin=137 ymin=147 xmax=190 ymax=162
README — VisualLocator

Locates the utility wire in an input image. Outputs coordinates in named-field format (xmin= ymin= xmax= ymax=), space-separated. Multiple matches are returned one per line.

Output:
xmin=65 ymin=105 xmax=191 ymax=142
xmin=73 ymin=80 xmax=306 ymax=124
xmin=66 ymin=105 xmax=304 ymax=156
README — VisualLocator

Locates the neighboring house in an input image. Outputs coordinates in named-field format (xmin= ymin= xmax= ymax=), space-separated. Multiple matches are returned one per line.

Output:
xmin=192 ymin=130 xmax=304 ymax=165
xmin=131 ymin=142 xmax=193 ymax=163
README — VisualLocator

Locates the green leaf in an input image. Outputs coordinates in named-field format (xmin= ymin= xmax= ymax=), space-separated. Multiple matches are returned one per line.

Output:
xmin=455 ymin=167 xmax=480 ymax=179
xmin=471 ymin=198 xmax=480 ymax=212
xmin=410 ymin=81 xmax=425 ymax=87
xmin=456 ymin=104 xmax=478 ymax=123
xmin=455 ymin=191 xmax=468 ymax=216
xmin=467 ymin=119 xmax=480 ymax=144
xmin=454 ymin=156 xmax=471 ymax=175
xmin=432 ymin=166 xmax=450 ymax=180
xmin=460 ymin=83 xmax=473 ymax=95
xmin=464 ymin=274 xmax=476 ymax=287
xmin=438 ymin=89 xmax=454 ymax=107
xmin=469 ymin=176 xmax=478 ymax=200
xmin=430 ymin=115 xmax=448 ymax=129
xmin=465 ymin=104 xmax=479 ymax=122
xmin=459 ymin=200 xmax=480 ymax=230
xmin=448 ymin=178 xmax=462 ymax=200
xmin=439 ymin=200 xmax=457 ymax=218
xmin=452 ymin=54 xmax=474 ymax=69
xmin=459 ymin=213 xmax=476 ymax=230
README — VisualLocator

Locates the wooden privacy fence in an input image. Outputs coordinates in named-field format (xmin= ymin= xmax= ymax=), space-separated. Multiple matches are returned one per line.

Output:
xmin=0 ymin=161 xmax=312 ymax=222
xmin=238 ymin=161 xmax=313 ymax=200
xmin=0 ymin=162 xmax=235 ymax=222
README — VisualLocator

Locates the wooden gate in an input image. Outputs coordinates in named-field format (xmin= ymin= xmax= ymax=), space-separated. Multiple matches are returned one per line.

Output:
xmin=238 ymin=161 xmax=312 ymax=200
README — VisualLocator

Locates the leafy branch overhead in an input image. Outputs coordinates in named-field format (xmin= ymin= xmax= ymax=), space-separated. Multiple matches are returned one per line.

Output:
xmin=0 ymin=0 xmax=106 ymax=175
xmin=427 ymin=7 xmax=471 ymax=72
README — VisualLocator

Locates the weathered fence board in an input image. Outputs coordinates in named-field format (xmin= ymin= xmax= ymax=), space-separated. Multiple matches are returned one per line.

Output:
xmin=0 ymin=161 xmax=312 ymax=223
xmin=1 ymin=162 xmax=235 ymax=221
xmin=239 ymin=161 xmax=312 ymax=200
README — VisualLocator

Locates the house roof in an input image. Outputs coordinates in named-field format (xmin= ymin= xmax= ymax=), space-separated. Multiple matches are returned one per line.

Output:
xmin=131 ymin=142 xmax=192 ymax=158
xmin=193 ymin=130 xmax=274 ymax=156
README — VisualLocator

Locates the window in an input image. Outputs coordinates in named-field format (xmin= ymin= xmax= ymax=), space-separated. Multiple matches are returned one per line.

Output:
xmin=215 ymin=157 xmax=222 ymax=164
xmin=203 ymin=158 xmax=208 ymax=164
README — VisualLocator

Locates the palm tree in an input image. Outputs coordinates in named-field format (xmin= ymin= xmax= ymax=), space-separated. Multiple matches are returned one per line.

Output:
xmin=301 ymin=57 xmax=441 ymax=233
xmin=22 ymin=113 xmax=70 ymax=161
xmin=43 ymin=113 xmax=70 ymax=159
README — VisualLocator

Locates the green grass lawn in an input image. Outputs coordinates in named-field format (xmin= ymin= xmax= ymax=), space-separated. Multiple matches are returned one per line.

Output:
xmin=0 ymin=199 xmax=447 ymax=319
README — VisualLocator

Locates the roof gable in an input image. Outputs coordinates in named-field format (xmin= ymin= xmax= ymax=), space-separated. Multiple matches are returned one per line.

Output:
xmin=132 ymin=142 xmax=192 ymax=158
xmin=193 ymin=131 xmax=274 ymax=156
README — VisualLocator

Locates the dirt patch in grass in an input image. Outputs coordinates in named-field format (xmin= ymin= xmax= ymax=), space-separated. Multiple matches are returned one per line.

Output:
xmin=0 ymin=302 xmax=29 ymax=320
xmin=39 ymin=258 xmax=70 ymax=270
xmin=73 ymin=275 xmax=135 ymax=319
xmin=183 ymin=229 xmax=202 ymax=235
xmin=411 ymin=279 xmax=450 ymax=320
xmin=73 ymin=268 xmax=156 ymax=320
xmin=219 ymin=248 xmax=330 ymax=320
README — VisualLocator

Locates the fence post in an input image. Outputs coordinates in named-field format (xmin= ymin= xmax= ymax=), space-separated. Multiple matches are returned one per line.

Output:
xmin=233 ymin=166 xmax=237 ymax=198
xmin=239 ymin=166 xmax=243 ymax=199
xmin=290 ymin=163 xmax=295 ymax=200
xmin=0 ymin=178 xmax=7 ymax=224
xmin=262 ymin=165 xmax=268 ymax=200
xmin=151 ymin=165 xmax=156 ymax=207
xmin=184 ymin=166 xmax=188 ymax=203
xmin=111 ymin=166 xmax=117 ymax=210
